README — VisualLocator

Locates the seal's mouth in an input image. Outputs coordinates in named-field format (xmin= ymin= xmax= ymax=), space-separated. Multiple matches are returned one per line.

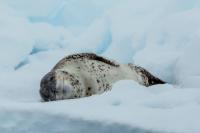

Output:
xmin=40 ymin=86 xmax=73 ymax=102
xmin=43 ymin=95 xmax=56 ymax=102
xmin=40 ymin=86 xmax=59 ymax=102
xmin=41 ymin=94 xmax=49 ymax=102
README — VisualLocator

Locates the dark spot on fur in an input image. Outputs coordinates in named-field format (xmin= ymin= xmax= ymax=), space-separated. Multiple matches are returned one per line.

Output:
xmin=88 ymin=87 xmax=91 ymax=91
xmin=61 ymin=71 xmax=68 ymax=75
xmin=98 ymin=65 xmax=104 ymax=71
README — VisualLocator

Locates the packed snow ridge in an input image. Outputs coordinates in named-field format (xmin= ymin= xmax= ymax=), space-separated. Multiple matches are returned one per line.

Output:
xmin=0 ymin=0 xmax=200 ymax=133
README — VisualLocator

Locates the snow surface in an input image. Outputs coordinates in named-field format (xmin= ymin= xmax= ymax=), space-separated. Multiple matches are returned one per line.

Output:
xmin=1 ymin=0 xmax=200 ymax=133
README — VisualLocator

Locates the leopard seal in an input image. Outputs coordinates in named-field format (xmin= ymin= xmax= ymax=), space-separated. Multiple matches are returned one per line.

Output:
xmin=40 ymin=53 xmax=165 ymax=101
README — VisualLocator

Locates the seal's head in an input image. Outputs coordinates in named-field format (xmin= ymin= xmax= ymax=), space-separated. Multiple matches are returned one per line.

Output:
xmin=40 ymin=70 xmax=74 ymax=101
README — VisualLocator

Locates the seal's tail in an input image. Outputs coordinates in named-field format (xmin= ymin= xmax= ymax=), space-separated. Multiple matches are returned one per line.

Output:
xmin=128 ymin=63 xmax=166 ymax=87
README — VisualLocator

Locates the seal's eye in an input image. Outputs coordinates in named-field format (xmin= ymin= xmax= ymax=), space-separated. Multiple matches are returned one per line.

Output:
xmin=49 ymin=77 xmax=54 ymax=81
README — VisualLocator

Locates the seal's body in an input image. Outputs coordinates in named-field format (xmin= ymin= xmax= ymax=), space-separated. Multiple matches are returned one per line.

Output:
xmin=40 ymin=53 xmax=165 ymax=101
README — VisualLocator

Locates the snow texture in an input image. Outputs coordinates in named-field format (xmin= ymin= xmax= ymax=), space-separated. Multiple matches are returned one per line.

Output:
xmin=0 ymin=0 xmax=200 ymax=133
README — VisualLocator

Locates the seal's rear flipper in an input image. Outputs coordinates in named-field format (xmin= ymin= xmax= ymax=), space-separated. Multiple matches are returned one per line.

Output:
xmin=128 ymin=63 xmax=166 ymax=87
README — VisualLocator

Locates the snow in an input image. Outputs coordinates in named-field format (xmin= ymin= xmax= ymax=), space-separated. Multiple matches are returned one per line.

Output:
xmin=1 ymin=0 xmax=200 ymax=133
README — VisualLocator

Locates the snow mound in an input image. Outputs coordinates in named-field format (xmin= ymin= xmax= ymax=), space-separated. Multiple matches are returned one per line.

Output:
xmin=1 ymin=0 xmax=200 ymax=133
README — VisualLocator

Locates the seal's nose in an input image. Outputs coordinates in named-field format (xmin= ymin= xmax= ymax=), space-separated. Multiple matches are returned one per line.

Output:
xmin=40 ymin=88 xmax=50 ymax=101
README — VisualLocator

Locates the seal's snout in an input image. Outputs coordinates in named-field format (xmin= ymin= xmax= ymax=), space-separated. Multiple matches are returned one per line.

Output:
xmin=40 ymin=88 xmax=50 ymax=101
xmin=40 ymin=72 xmax=57 ymax=101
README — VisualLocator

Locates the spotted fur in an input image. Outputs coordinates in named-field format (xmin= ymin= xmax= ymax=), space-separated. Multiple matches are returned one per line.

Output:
xmin=40 ymin=53 xmax=165 ymax=101
xmin=53 ymin=53 xmax=119 ymax=70
xmin=128 ymin=63 xmax=165 ymax=86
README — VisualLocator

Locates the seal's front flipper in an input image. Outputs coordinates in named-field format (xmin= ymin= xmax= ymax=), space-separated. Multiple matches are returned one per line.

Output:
xmin=128 ymin=63 xmax=166 ymax=87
